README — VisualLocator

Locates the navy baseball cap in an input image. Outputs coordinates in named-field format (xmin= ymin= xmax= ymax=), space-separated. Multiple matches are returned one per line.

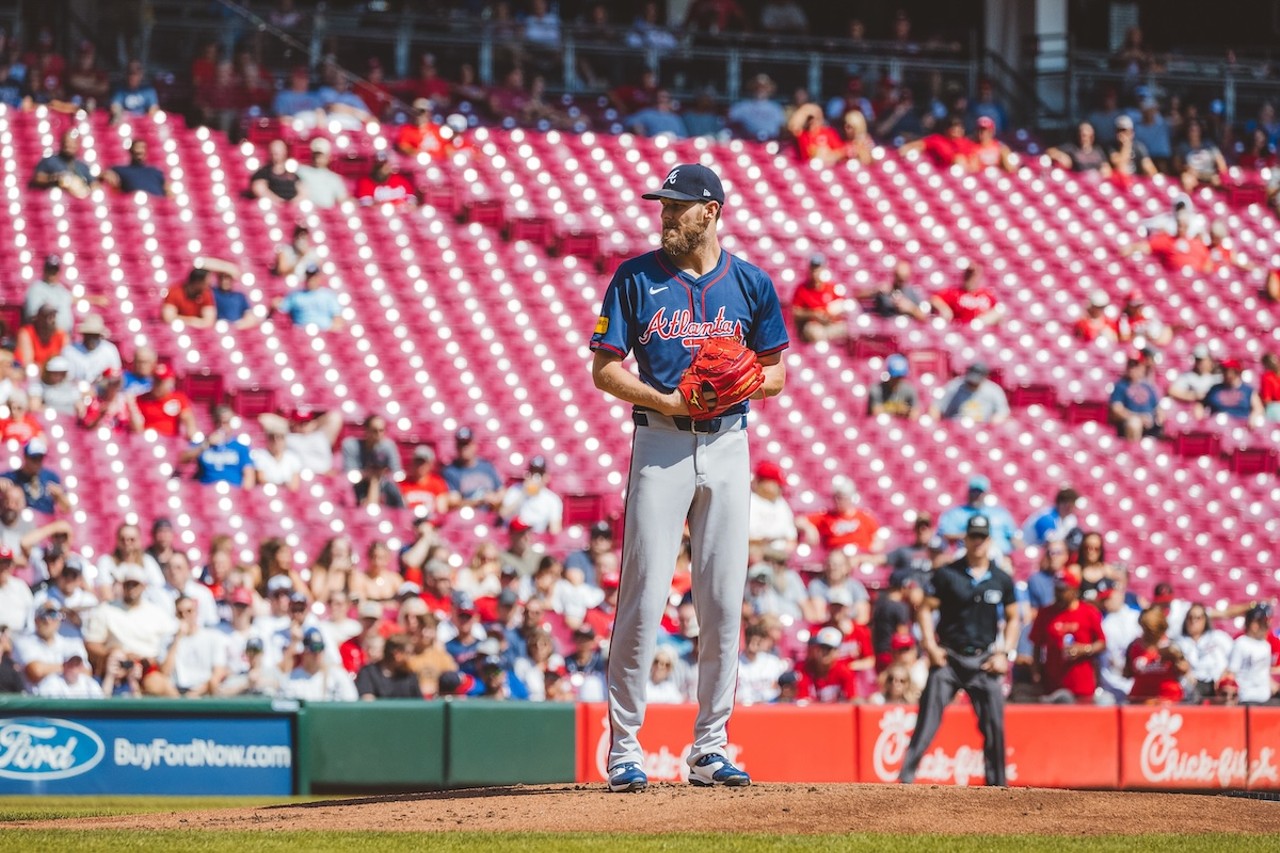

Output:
xmin=966 ymin=515 xmax=991 ymax=538
xmin=642 ymin=164 xmax=725 ymax=205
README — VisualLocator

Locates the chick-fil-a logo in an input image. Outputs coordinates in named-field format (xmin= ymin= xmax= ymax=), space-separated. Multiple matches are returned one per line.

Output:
xmin=1139 ymin=709 xmax=1246 ymax=787
xmin=872 ymin=707 xmax=1017 ymax=786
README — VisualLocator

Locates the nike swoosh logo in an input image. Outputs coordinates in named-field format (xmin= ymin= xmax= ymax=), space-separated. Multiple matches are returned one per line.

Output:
xmin=649 ymin=286 xmax=668 ymax=295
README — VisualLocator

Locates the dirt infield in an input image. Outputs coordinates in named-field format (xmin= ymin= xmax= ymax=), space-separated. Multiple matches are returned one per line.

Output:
xmin=20 ymin=785 xmax=1280 ymax=835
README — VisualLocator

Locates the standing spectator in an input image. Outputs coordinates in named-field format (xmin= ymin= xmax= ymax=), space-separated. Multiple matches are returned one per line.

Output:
xmin=867 ymin=354 xmax=922 ymax=419
xmin=31 ymin=131 xmax=95 ymax=197
xmin=1073 ymin=290 xmax=1118 ymax=342
xmin=930 ymin=263 xmax=1002 ymax=326
xmin=181 ymin=405 xmax=256 ymax=488
xmin=628 ymin=90 xmax=688 ymax=139
xmin=1167 ymin=345 xmax=1221 ymax=407
xmin=728 ymin=74 xmax=785 ymax=140
xmin=135 ymin=363 xmax=197 ymax=438
xmin=341 ymin=415 xmax=403 ymax=477
xmin=747 ymin=461 xmax=796 ymax=558
xmin=193 ymin=60 xmax=243 ymax=136
xmin=497 ymin=456 xmax=563 ymax=534
xmin=15 ymin=305 xmax=67 ymax=370
xmin=1029 ymin=573 xmax=1105 ymax=703
xmin=1224 ymin=605 xmax=1277 ymax=705
xmin=24 ymin=254 xmax=74 ymax=333
xmin=272 ymin=265 xmax=344 ymax=331
xmin=736 ymin=622 xmax=788 ymax=704
xmin=684 ymin=0 xmax=749 ymax=35
xmin=1109 ymin=352 xmax=1163 ymax=441
xmin=3 ymin=437 xmax=69 ymax=514
xmin=1021 ymin=486 xmax=1080 ymax=548
xmin=277 ymin=627 xmax=357 ymax=701
xmin=870 ymin=572 xmax=923 ymax=670
xmin=61 ymin=314 xmax=121 ymax=384
xmin=759 ymin=0 xmax=808 ymax=33
xmin=104 ymin=140 xmax=167 ymax=196
xmin=898 ymin=515 xmax=1018 ymax=786
xmin=1174 ymin=121 xmax=1227 ymax=192
xmin=884 ymin=513 xmax=941 ymax=585
xmin=442 ymin=428 xmax=503 ymax=511
xmin=250 ymin=140 xmax=303 ymax=204
xmin=790 ymin=254 xmax=850 ymax=342
xmin=355 ymin=634 xmax=422 ymax=699
xmin=1028 ymin=542 xmax=1072 ymax=624
xmin=1176 ymin=604 xmax=1233 ymax=702
xmin=1046 ymin=122 xmax=1112 ymax=175
xmin=1097 ymin=577 xmax=1140 ymax=703
xmin=1086 ymin=89 xmax=1125 ymax=147
xmin=794 ymin=627 xmax=858 ymax=703
xmin=937 ymin=476 xmax=1020 ymax=570
xmin=1125 ymin=606 xmax=1190 ymax=704
xmin=1202 ymin=359 xmax=1263 ymax=423
xmin=354 ymin=154 xmax=416 ymax=206
xmin=109 ymin=60 xmax=159 ymax=119
xmin=161 ymin=596 xmax=228 ymax=697
xmin=162 ymin=269 xmax=217 ymax=329
xmin=296 ymin=138 xmax=349 ymax=210
xmin=934 ymin=361 xmax=1010 ymax=424
xmin=967 ymin=79 xmax=1008 ymax=133
xmin=1109 ymin=115 xmax=1157 ymax=181
xmin=871 ymin=261 xmax=929 ymax=320
xmin=798 ymin=476 xmax=881 ymax=555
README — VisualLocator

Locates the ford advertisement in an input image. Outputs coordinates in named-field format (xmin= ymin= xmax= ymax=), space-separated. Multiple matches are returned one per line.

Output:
xmin=0 ymin=716 xmax=293 ymax=794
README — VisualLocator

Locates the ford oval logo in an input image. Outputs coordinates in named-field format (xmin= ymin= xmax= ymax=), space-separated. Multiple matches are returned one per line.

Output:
xmin=0 ymin=717 xmax=105 ymax=780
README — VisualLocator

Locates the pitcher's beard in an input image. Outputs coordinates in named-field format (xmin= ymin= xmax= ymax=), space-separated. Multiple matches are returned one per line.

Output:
xmin=661 ymin=221 xmax=710 ymax=257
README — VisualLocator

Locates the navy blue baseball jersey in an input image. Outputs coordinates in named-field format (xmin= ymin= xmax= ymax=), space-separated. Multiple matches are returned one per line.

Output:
xmin=590 ymin=249 xmax=789 ymax=416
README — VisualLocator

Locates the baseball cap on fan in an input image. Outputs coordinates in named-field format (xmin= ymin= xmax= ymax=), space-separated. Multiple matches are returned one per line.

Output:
xmin=642 ymin=164 xmax=725 ymax=205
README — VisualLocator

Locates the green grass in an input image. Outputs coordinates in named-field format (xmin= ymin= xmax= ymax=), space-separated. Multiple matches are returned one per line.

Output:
xmin=0 ymin=832 xmax=1272 ymax=852
xmin=0 ymin=796 xmax=315 ymax=823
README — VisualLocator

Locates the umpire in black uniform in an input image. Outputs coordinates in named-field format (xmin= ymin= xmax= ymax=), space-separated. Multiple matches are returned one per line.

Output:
xmin=898 ymin=514 xmax=1019 ymax=786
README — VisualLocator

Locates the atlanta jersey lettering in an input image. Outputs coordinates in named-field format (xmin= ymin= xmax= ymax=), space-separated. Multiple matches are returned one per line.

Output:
xmin=590 ymin=249 xmax=789 ymax=415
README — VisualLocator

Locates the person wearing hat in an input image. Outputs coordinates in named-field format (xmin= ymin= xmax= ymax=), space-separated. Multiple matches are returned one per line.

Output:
xmin=590 ymin=160 xmax=787 ymax=792
xmin=497 ymin=455 xmax=563 ymax=534
xmin=789 ymin=102 xmax=842 ymax=164
xmin=1072 ymin=289 xmax=1119 ymax=343
xmin=1166 ymin=344 xmax=1222 ymax=406
xmin=62 ymin=313 xmax=122 ymax=384
xmin=354 ymin=151 xmax=416 ymax=206
xmin=296 ymin=136 xmax=349 ymax=209
xmin=748 ymin=460 xmax=796 ymax=560
xmin=1028 ymin=571 xmax=1104 ymax=703
xmin=104 ymin=138 xmax=168 ymax=197
xmin=583 ymin=568 xmax=621 ymax=638
xmin=970 ymin=115 xmax=1013 ymax=172
xmin=31 ymin=354 xmax=84 ymax=417
xmin=937 ymin=475 xmax=1020 ymax=570
xmin=1108 ymin=350 xmax=1164 ymax=441
xmin=1224 ymin=604 xmax=1279 ymax=705
xmin=884 ymin=511 xmax=940 ymax=584
xmin=82 ymin=562 xmax=179 ymax=694
xmin=15 ymin=303 xmax=68 ymax=372
xmin=1124 ymin=605 xmax=1190 ymax=704
xmin=1124 ymin=205 xmax=1213 ymax=277
xmin=2 ymin=436 xmax=69 ymax=514
xmin=930 ymin=261 xmax=1003 ymax=328
xmin=900 ymin=113 xmax=977 ymax=170
xmin=899 ymin=514 xmax=1018 ymax=785
xmin=563 ymin=521 xmax=614 ymax=588
xmin=396 ymin=97 xmax=453 ymax=158
xmin=135 ymin=362 xmax=197 ymax=438
xmin=398 ymin=444 xmax=449 ymax=517
xmin=1108 ymin=113 xmax=1157 ymax=182
xmin=33 ymin=555 xmax=96 ymax=638
xmin=1203 ymin=358 xmax=1264 ymax=423
xmin=728 ymin=73 xmax=785 ymax=139
xmin=33 ymin=652 xmax=103 ymax=698
xmin=250 ymin=414 xmax=304 ymax=491
xmin=790 ymin=253 xmax=850 ymax=343
xmin=250 ymin=138 xmax=303 ymax=204
xmin=271 ymin=262 xmax=344 ymax=331
xmin=442 ymin=428 xmax=504 ymax=511
xmin=798 ymin=476 xmax=881 ymax=556
xmin=868 ymin=353 xmax=922 ymax=420
xmin=934 ymin=360 xmax=1010 ymax=424
xmin=342 ymin=413 xmax=404 ymax=477
xmin=11 ymin=600 xmax=87 ymax=690
xmin=23 ymin=253 xmax=75 ymax=333
xmin=794 ymin=625 xmax=858 ymax=702
xmin=278 ymin=626 xmax=358 ymax=701
xmin=161 ymin=267 xmax=218 ymax=329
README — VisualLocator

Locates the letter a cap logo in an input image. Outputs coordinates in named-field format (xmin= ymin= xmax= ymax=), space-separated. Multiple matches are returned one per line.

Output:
xmin=641 ymin=164 xmax=725 ymax=205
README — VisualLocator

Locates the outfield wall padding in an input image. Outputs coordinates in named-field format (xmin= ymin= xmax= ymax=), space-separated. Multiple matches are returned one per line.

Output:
xmin=445 ymin=700 xmax=577 ymax=787
xmin=299 ymin=700 xmax=446 ymax=791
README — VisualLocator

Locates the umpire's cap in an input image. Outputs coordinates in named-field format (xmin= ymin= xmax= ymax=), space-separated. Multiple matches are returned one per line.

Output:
xmin=642 ymin=164 xmax=725 ymax=205
xmin=966 ymin=515 xmax=991 ymax=538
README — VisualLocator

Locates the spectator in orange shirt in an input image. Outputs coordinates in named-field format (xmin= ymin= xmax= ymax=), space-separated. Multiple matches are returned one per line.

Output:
xmin=135 ymin=363 xmax=196 ymax=438
xmin=0 ymin=391 xmax=43 ymax=443
xmin=900 ymin=114 xmax=975 ymax=170
xmin=930 ymin=262 xmax=1003 ymax=326
xmin=791 ymin=254 xmax=851 ymax=342
xmin=395 ymin=99 xmax=455 ymax=159
xmin=161 ymin=269 xmax=217 ymax=329
xmin=15 ymin=305 xmax=67 ymax=370
xmin=1073 ymin=290 xmax=1118 ymax=342
xmin=399 ymin=445 xmax=449 ymax=518
xmin=798 ymin=475 xmax=882 ymax=554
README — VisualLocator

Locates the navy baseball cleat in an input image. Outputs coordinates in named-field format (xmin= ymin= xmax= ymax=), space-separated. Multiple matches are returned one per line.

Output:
xmin=689 ymin=754 xmax=751 ymax=787
xmin=608 ymin=762 xmax=648 ymax=793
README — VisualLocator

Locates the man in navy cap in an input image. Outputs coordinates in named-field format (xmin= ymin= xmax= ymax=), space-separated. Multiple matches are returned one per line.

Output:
xmin=3 ymin=437 xmax=69 ymax=514
xmin=590 ymin=162 xmax=788 ymax=791
xmin=442 ymin=428 xmax=503 ymax=511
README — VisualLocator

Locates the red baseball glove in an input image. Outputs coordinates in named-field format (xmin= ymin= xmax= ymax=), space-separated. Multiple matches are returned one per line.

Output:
xmin=677 ymin=337 xmax=765 ymax=420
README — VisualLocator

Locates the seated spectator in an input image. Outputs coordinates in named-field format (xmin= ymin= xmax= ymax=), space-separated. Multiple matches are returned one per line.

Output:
xmin=181 ymin=404 xmax=256 ymax=488
xmin=645 ymin=645 xmax=686 ymax=704
xmin=250 ymin=139 xmax=303 ymax=204
xmin=563 ymin=521 xmax=613 ymax=588
xmin=935 ymin=361 xmax=1009 ymax=424
xmin=1022 ymin=486 xmax=1080 ymax=548
xmin=250 ymin=417 xmax=303 ymax=491
xmin=23 ymin=254 xmax=74 ymax=333
xmin=160 ymin=595 xmax=228 ymax=697
xmin=968 ymin=79 xmax=1008 ymax=133
xmin=354 ymin=154 xmax=416 ymax=206
xmin=162 ymin=268 xmax=217 ymax=329
xmin=122 ymin=346 xmax=158 ymax=395
xmin=109 ymin=60 xmax=159 ymax=120
xmin=747 ymin=461 xmax=796 ymax=558
xmin=970 ymin=116 xmax=1013 ymax=172
xmin=1073 ymin=290 xmax=1118 ymax=342
xmin=263 ymin=410 xmax=343 ymax=477
xmin=1113 ymin=291 xmax=1173 ymax=346
xmin=728 ymin=74 xmax=786 ymax=140
xmin=278 ymin=627 xmax=357 ymax=701
xmin=205 ymin=262 xmax=258 ymax=330
xmin=0 ymin=64 xmax=19 ymax=109
xmin=15 ymin=304 xmax=68 ymax=369
xmin=1236 ymin=127 xmax=1277 ymax=171
xmin=794 ymin=626 xmax=858 ymax=702
xmin=356 ymin=633 xmax=422 ymax=699
xmin=1046 ymin=121 xmax=1112 ymax=175
xmin=900 ymin=114 xmax=975 ymax=170
xmin=790 ymin=254 xmax=850 ymax=342
xmin=315 ymin=73 xmax=374 ymax=131
xmin=354 ymin=448 xmax=406 ymax=509
xmin=1203 ymin=359 xmax=1263 ymax=424
xmin=0 ymin=351 xmax=18 ymax=407
xmin=1132 ymin=97 xmax=1171 ymax=170
xmin=498 ymin=455 xmax=563 ymax=534
xmin=736 ymin=622 xmax=789 ymax=704
xmin=81 ymin=368 xmax=143 ymax=432
xmin=868 ymin=353 xmax=922 ymax=419
xmin=681 ymin=91 xmax=725 ymax=139
xmin=607 ymin=68 xmax=659 ymax=116
xmin=629 ymin=90 xmax=688 ymax=139
xmin=404 ymin=53 xmax=451 ymax=108
xmin=31 ymin=356 xmax=84 ymax=417
xmin=1205 ymin=221 xmax=1251 ymax=273
xmin=789 ymin=103 xmax=842 ymax=164
xmin=759 ymin=0 xmax=808 ymax=33
xmin=82 ymin=564 xmax=177 ymax=695
xmin=1125 ymin=607 xmax=1188 ymax=704
xmin=1174 ymin=121 xmax=1227 ymax=193
xmin=1138 ymin=194 xmax=1208 ymax=242
xmin=883 ymin=512 xmax=942 ymax=586
xmin=399 ymin=445 xmax=449 ymax=518
xmin=342 ymin=415 xmax=403 ymax=476
xmin=1109 ymin=115 xmax=1157 ymax=182
xmin=296 ymin=138 xmax=349 ymax=210
xmin=798 ymin=476 xmax=881 ymax=555
xmin=840 ymin=110 xmax=875 ymax=166
xmin=272 ymin=225 xmax=318 ymax=277
xmin=1109 ymin=352 xmax=1163 ymax=440
xmin=13 ymin=601 xmax=88 ymax=691
xmin=873 ymin=85 xmax=925 ymax=143
xmin=684 ymin=0 xmax=749 ymax=34
xmin=930 ymin=262 xmax=1002 ymax=326
xmin=871 ymin=261 xmax=929 ymax=320
xmin=0 ymin=392 xmax=44 ymax=444
xmin=62 ymin=314 xmax=121 ymax=384
xmin=937 ymin=476 xmax=1021 ymax=571
xmin=1261 ymin=353 xmax=1280 ymax=422
xmin=272 ymin=265 xmax=344 ymax=331
xmin=3 ymin=437 xmax=69 ymax=514
xmin=396 ymin=99 xmax=454 ymax=159
xmin=442 ymin=428 xmax=504 ymax=510
xmin=824 ymin=73 xmax=874 ymax=128
xmin=104 ymin=139 xmax=167 ymax=196
xmin=1167 ymin=344 xmax=1221 ymax=407
xmin=136 ymin=363 xmax=196 ymax=438
xmin=272 ymin=67 xmax=324 ymax=125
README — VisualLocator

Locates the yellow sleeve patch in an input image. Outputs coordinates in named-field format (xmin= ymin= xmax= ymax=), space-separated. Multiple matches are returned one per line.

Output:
xmin=594 ymin=316 xmax=609 ymax=335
